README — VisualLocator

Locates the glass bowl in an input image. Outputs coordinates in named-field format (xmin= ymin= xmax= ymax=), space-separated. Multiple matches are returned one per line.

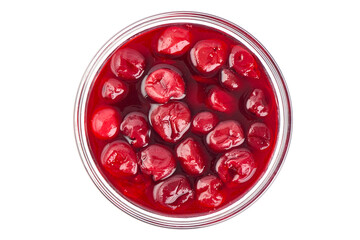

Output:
xmin=74 ymin=11 xmax=292 ymax=229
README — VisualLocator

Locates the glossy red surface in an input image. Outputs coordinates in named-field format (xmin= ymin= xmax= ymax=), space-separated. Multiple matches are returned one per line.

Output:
xmin=86 ymin=24 xmax=278 ymax=216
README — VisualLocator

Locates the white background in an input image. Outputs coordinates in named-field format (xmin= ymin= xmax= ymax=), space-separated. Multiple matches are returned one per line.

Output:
xmin=1 ymin=0 xmax=359 ymax=239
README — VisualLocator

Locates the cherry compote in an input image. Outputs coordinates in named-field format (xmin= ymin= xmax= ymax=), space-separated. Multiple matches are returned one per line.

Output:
xmin=86 ymin=24 xmax=278 ymax=216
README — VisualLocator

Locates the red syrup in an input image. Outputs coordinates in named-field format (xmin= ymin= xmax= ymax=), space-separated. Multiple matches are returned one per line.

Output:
xmin=86 ymin=24 xmax=278 ymax=216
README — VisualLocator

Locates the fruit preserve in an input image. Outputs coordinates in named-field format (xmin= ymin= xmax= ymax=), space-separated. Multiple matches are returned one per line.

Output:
xmin=85 ymin=23 xmax=278 ymax=216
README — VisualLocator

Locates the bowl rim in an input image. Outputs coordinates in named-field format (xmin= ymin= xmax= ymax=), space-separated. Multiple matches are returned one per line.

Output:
xmin=74 ymin=11 xmax=292 ymax=229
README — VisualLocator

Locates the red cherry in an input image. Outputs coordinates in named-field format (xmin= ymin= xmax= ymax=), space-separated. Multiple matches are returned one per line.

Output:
xmin=247 ymin=122 xmax=271 ymax=150
xmin=120 ymin=112 xmax=150 ymax=148
xmin=101 ymin=140 xmax=138 ymax=177
xmin=207 ymin=87 xmax=236 ymax=113
xmin=229 ymin=45 xmax=260 ymax=79
xmin=153 ymin=175 xmax=194 ymax=210
xmin=115 ymin=174 xmax=152 ymax=199
xmin=206 ymin=120 xmax=245 ymax=152
xmin=101 ymin=78 xmax=128 ymax=102
xmin=196 ymin=175 xmax=224 ymax=208
xmin=90 ymin=107 xmax=120 ymax=140
xmin=190 ymin=39 xmax=227 ymax=75
xmin=139 ymin=145 xmax=176 ymax=181
xmin=221 ymin=69 xmax=243 ymax=90
xmin=145 ymin=68 xmax=185 ymax=103
xmin=110 ymin=48 xmax=145 ymax=81
xmin=192 ymin=111 xmax=218 ymax=134
xmin=246 ymin=89 xmax=269 ymax=117
xmin=216 ymin=148 xmax=256 ymax=185
xmin=176 ymin=138 xmax=206 ymax=175
xmin=150 ymin=101 xmax=191 ymax=143
xmin=157 ymin=26 xmax=191 ymax=56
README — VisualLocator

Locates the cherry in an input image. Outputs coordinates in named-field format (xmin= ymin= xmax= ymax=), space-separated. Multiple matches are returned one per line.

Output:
xmin=247 ymin=122 xmax=271 ymax=150
xmin=120 ymin=112 xmax=150 ymax=148
xmin=192 ymin=111 xmax=218 ymax=134
xmin=176 ymin=138 xmax=206 ymax=175
xmin=144 ymin=68 xmax=185 ymax=103
xmin=153 ymin=175 xmax=194 ymax=210
xmin=246 ymin=89 xmax=269 ymax=117
xmin=139 ymin=144 xmax=176 ymax=181
xmin=150 ymin=101 xmax=191 ymax=143
xmin=221 ymin=69 xmax=243 ymax=90
xmin=101 ymin=78 xmax=128 ymax=102
xmin=229 ymin=45 xmax=260 ymax=79
xmin=196 ymin=175 xmax=224 ymax=208
xmin=90 ymin=107 xmax=120 ymax=140
xmin=206 ymin=120 xmax=245 ymax=152
xmin=115 ymin=174 xmax=152 ymax=199
xmin=101 ymin=140 xmax=138 ymax=177
xmin=190 ymin=39 xmax=227 ymax=75
xmin=110 ymin=48 xmax=145 ymax=81
xmin=157 ymin=26 xmax=191 ymax=56
xmin=216 ymin=148 xmax=256 ymax=185
xmin=207 ymin=87 xmax=236 ymax=113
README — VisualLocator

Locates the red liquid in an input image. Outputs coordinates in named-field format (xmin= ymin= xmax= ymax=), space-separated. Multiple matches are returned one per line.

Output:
xmin=86 ymin=24 xmax=278 ymax=216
